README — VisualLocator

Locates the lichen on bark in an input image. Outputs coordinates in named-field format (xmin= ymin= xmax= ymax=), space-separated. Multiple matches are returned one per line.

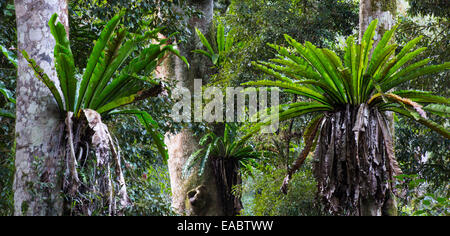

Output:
xmin=14 ymin=0 xmax=69 ymax=216
xmin=359 ymin=0 xmax=397 ymax=45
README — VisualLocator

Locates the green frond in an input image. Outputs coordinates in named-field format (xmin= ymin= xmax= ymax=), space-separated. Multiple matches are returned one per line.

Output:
xmin=0 ymin=44 xmax=17 ymax=68
xmin=166 ymin=45 xmax=190 ymax=69
xmin=22 ymin=50 xmax=64 ymax=111
xmin=49 ymin=13 xmax=77 ymax=111
xmin=423 ymin=104 xmax=450 ymax=118
xmin=195 ymin=27 xmax=215 ymax=55
xmin=0 ymin=81 xmax=15 ymax=104
xmin=199 ymin=133 xmax=214 ymax=146
xmin=217 ymin=23 xmax=225 ymax=53
xmin=96 ymin=94 xmax=136 ymax=114
xmin=370 ymin=24 xmax=398 ymax=69
xmin=109 ymin=109 xmax=168 ymax=161
xmin=246 ymin=19 xmax=450 ymax=142
xmin=85 ymin=28 xmax=130 ymax=108
xmin=92 ymin=44 xmax=168 ymax=109
xmin=361 ymin=20 xmax=377 ymax=67
xmin=182 ymin=149 xmax=205 ymax=178
xmin=393 ymin=90 xmax=449 ymax=105
xmin=384 ymin=106 xmax=450 ymax=139
xmin=199 ymin=142 xmax=215 ymax=176
xmin=192 ymin=49 xmax=212 ymax=58
xmin=225 ymin=27 xmax=236 ymax=52
xmin=76 ymin=12 xmax=124 ymax=115
xmin=396 ymin=35 xmax=423 ymax=61
xmin=0 ymin=109 xmax=15 ymax=119
xmin=242 ymin=80 xmax=332 ymax=105
xmin=382 ymin=47 xmax=427 ymax=82
xmin=366 ymin=44 xmax=398 ymax=80
xmin=382 ymin=62 xmax=450 ymax=92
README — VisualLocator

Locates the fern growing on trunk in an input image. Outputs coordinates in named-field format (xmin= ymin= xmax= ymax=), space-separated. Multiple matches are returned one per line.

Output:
xmin=183 ymin=123 xmax=260 ymax=216
xmin=243 ymin=20 xmax=450 ymax=215
xmin=23 ymin=13 xmax=188 ymax=215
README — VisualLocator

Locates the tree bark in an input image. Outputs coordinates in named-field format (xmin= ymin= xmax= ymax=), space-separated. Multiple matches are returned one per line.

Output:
xmin=158 ymin=0 xmax=224 ymax=216
xmin=13 ymin=0 xmax=68 ymax=216
xmin=358 ymin=0 xmax=398 ymax=215
xmin=359 ymin=0 xmax=397 ymax=46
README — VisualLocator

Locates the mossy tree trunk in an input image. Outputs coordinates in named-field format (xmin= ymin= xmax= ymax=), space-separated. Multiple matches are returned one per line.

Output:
xmin=13 ymin=0 xmax=68 ymax=216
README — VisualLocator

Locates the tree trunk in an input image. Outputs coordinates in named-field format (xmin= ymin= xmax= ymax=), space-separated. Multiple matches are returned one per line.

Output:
xmin=313 ymin=105 xmax=400 ymax=216
xmin=158 ymin=0 xmax=224 ymax=216
xmin=359 ymin=0 xmax=397 ymax=46
xmin=13 ymin=0 xmax=68 ymax=216
xmin=358 ymin=0 xmax=398 ymax=215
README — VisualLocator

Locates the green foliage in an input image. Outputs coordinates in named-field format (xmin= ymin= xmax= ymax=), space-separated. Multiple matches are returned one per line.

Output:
xmin=0 ymin=1 xmax=16 ymax=48
xmin=0 ymin=45 xmax=16 ymax=119
xmin=109 ymin=109 xmax=168 ymax=161
xmin=392 ymin=8 xmax=449 ymax=208
xmin=244 ymin=20 xmax=450 ymax=139
xmin=183 ymin=123 xmax=260 ymax=177
xmin=395 ymin=174 xmax=450 ymax=216
xmin=68 ymin=0 xmax=198 ymax=68
xmin=0 ymin=44 xmax=17 ymax=68
xmin=25 ymin=13 xmax=186 ymax=116
xmin=215 ymin=0 xmax=358 ymax=87
xmin=406 ymin=0 xmax=450 ymax=18
xmin=395 ymin=14 xmax=449 ymax=96
xmin=0 ymin=143 xmax=14 ymax=216
xmin=193 ymin=23 xmax=237 ymax=66
xmin=124 ymin=165 xmax=175 ymax=216
xmin=0 ymin=81 xmax=15 ymax=119
xmin=395 ymin=117 xmax=449 ymax=191
xmin=240 ymin=160 xmax=323 ymax=216
xmin=0 ymin=2 xmax=16 ymax=214
xmin=107 ymin=91 xmax=182 ymax=215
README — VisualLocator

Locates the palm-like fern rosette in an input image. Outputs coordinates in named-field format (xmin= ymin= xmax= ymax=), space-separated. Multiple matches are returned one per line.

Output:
xmin=20 ymin=13 xmax=189 ymax=214
xmin=242 ymin=20 xmax=449 ymax=215
xmin=22 ymin=13 xmax=189 ymax=160
xmin=183 ymin=123 xmax=260 ymax=216
xmin=244 ymin=19 xmax=449 ymax=141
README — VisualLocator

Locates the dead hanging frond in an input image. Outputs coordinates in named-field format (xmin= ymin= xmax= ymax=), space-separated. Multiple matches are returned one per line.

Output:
xmin=108 ymin=135 xmax=129 ymax=211
xmin=311 ymin=106 xmax=404 ymax=215
xmin=369 ymin=93 xmax=428 ymax=119
xmin=83 ymin=109 xmax=111 ymax=166
xmin=353 ymin=103 xmax=370 ymax=133
xmin=386 ymin=93 xmax=427 ymax=119
xmin=80 ymin=109 xmax=130 ymax=215
xmin=375 ymin=110 xmax=402 ymax=178
xmin=65 ymin=112 xmax=80 ymax=196
xmin=281 ymin=114 xmax=324 ymax=194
